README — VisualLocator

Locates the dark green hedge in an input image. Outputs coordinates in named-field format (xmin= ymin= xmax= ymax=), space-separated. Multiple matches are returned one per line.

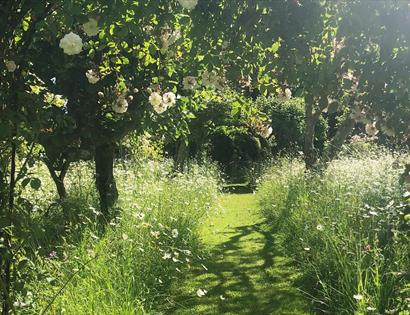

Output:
xmin=255 ymin=96 xmax=328 ymax=155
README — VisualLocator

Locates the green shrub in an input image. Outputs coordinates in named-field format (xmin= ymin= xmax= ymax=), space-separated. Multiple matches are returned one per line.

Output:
xmin=258 ymin=148 xmax=410 ymax=314
xmin=19 ymin=160 xmax=219 ymax=314
xmin=163 ymin=90 xmax=272 ymax=183
xmin=209 ymin=128 xmax=268 ymax=182
xmin=255 ymin=96 xmax=328 ymax=155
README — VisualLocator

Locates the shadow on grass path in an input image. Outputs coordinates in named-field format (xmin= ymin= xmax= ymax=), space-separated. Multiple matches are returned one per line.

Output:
xmin=166 ymin=193 xmax=311 ymax=315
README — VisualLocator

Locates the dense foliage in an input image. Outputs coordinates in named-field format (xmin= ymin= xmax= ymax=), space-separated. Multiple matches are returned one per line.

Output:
xmin=255 ymin=96 xmax=327 ymax=156
xmin=1 ymin=0 xmax=409 ymax=313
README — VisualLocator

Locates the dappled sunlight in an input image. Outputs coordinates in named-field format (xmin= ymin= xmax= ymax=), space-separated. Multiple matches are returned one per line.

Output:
xmin=2 ymin=0 xmax=409 ymax=313
xmin=167 ymin=193 xmax=310 ymax=315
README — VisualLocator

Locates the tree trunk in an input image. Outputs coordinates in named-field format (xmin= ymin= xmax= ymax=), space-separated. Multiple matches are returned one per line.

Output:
xmin=2 ymin=140 xmax=16 ymax=315
xmin=174 ymin=139 xmax=188 ymax=172
xmin=303 ymin=96 xmax=319 ymax=169
xmin=95 ymin=143 xmax=118 ymax=215
xmin=324 ymin=117 xmax=355 ymax=163
xmin=54 ymin=178 xmax=66 ymax=200
xmin=44 ymin=160 xmax=69 ymax=200
xmin=0 ymin=186 xmax=5 ymax=313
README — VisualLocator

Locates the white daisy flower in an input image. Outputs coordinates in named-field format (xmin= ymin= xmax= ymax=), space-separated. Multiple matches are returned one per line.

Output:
xmin=353 ymin=294 xmax=364 ymax=300
xmin=134 ymin=212 xmax=145 ymax=220
xmin=196 ymin=288 xmax=207 ymax=297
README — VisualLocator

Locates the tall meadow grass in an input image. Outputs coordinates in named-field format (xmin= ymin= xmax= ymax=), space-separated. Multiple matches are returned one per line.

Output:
xmin=258 ymin=146 xmax=410 ymax=314
xmin=17 ymin=159 xmax=219 ymax=314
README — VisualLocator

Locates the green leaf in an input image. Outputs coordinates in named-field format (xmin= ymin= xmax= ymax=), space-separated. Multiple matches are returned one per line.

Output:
xmin=30 ymin=178 xmax=41 ymax=190
xmin=21 ymin=178 xmax=30 ymax=188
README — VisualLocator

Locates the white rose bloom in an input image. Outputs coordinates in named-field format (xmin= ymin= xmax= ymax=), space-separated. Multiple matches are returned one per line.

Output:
xmin=365 ymin=122 xmax=379 ymax=137
xmin=160 ymin=29 xmax=180 ymax=53
xmin=183 ymin=76 xmax=198 ymax=90
xmin=178 ymin=0 xmax=198 ymax=10
xmin=201 ymin=71 xmax=212 ymax=86
xmin=5 ymin=60 xmax=16 ymax=72
xmin=144 ymin=25 xmax=154 ymax=34
xmin=59 ymin=32 xmax=83 ymax=55
xmin=214 ymin=79 xmax=226 ymax=90
xmin=160 ymin=31 xmax=171 ymax=48
xmin=153 ymin=102 xmax=168 ymax=114
xmin=264 ymin=126 xmax=273 ymax=139
xmin=83 ymin=18 xmax=99 ymax=37
xmin=161 ymin=42 xmax=170 ymax=54
xmin=149 ymin=92 xmax=162 ymax=107
xmin=350 ymin=106 xmax=363 ymax=121
xmin=202 ymin=70 xmax=219 ymax=88
xmin=112 ymin=97 xmax=128 ymax=114
xmin=284 ymin=88 xmax=292 ymax=99
xmin=85 ymin=70 xmax=100 ymax=84
xmin=162 ymin=92 xmax=176 ymax=107
xmin=258 ymin=125 xmax=273 ymax=139
xmin=239 ymin=75 xmax=252 ymax=88
xmin=168 ymin=30 xmax=181 ymax=45
xmin=149 ymin=92 xmax=169 ymax=114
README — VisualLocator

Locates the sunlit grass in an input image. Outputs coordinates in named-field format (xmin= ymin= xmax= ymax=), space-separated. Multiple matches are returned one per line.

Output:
xmin=21 ymin=159 xmax=219 ymax=314
xmin=167 ymin=193 xmax=310 ymax=315
xmin=258 ymin=146 xmax=410 ymax=314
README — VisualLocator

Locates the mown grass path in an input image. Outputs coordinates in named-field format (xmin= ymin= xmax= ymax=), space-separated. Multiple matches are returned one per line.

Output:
xmin=167 ymin=193 xmax=311 ymax=315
